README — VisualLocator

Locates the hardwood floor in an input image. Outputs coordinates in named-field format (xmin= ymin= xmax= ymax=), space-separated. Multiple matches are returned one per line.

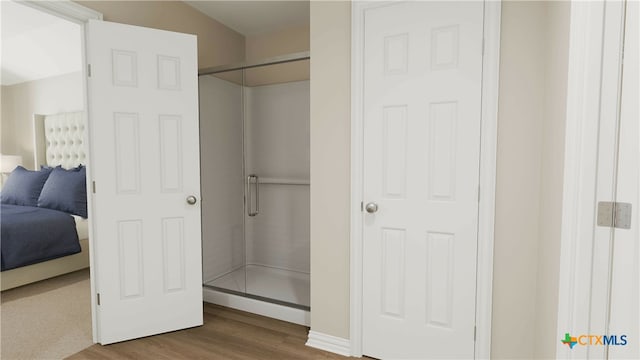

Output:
xmin=68 ymin=303 xmax=348 ymax=359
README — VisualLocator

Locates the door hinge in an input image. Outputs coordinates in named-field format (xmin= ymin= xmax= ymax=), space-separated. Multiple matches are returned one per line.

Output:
xmin=474 ymin=325 xmax=477 ymax=341
xmin=87 ymin=64 xmax=92 ymax=77
xmin=97 ymin=293 xmax=101 ymax=306
xmin=597 ymin=201 xmax=632 ymax=229
xmin=92 ymin=181 xmax=96 ymax=193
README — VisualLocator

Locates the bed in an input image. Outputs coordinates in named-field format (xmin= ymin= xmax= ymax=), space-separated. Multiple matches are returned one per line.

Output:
xmin=1 ymin=111 xmax=89 ymax=291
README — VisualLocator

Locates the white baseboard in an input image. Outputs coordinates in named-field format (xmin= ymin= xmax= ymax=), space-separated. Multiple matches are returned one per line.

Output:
xmin=306 ymin=330 xmax=352 ymax=357
xmin=202 ymin=287 xmax=310 ymax=326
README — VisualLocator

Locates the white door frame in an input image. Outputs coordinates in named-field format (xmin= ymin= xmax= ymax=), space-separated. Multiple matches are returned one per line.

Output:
xmin=20 ymin=0 xmax=103 ymax=342
xmin=349 ymin=1 xmax=501 ymax=358
xmin=556 ymin=1 xmax=631 ymax=358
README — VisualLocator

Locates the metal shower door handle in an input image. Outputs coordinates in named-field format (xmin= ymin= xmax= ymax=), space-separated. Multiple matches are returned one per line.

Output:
xmin=247 ymin=174 xmax=259 ymax=216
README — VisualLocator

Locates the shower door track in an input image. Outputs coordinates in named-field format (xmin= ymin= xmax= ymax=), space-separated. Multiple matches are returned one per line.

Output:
xmin=199 ymin=51 xmax=310 ymax=76
xmin=203 ymin=284 xmax=311 ymax=311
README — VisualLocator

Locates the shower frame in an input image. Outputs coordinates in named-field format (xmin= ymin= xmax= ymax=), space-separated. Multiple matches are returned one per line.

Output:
xmin=199 ymin=51 xmax=310 ymax=76
xmin=200 ymin=52 xmax=311 ymax=324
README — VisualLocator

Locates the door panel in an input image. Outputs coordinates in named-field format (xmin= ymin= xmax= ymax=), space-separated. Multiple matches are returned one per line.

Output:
xmin=87 ymin=19 xmax=202 ymax=344
xmin=362 ymin=2 xmax=484 ymax=358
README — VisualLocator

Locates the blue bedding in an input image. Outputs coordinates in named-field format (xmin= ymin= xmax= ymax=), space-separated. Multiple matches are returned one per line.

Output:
xmin=1 ymin=204 xmax=81 ymax=271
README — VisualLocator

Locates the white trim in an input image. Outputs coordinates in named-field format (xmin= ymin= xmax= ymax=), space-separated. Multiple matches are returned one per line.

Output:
xmin=306 ymin=331 xmax=352 ymax=357
xmin=556 ymin=2 xmax=614 ymax=359
xmin=556 ymin=3 xmax=594 ymax=358
xmin=203 ymin=287 xmax=311 ymax=326
xmin=17 ymin=0 xmax=102 ymax=344
xmin=20 ymin=0 xmax=103 ymax=23
xmin=349 ymin=1 xmax=500 ymax=358
xmin=349 ymin=1 xmax=366 ymax=356
xmin=475 ymin=2 xmax=501 ymax=359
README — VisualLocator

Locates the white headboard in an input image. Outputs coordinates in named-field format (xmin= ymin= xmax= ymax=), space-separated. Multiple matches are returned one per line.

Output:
xmin=33 ymin=112 xmax=86 ymax=169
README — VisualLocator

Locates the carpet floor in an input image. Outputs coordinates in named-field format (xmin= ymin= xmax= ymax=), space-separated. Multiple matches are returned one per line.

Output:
xmin=0 ymin=269 xmax=92 ymax=360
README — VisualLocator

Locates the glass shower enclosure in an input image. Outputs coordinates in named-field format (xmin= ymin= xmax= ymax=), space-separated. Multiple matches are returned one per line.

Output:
xmin=199 ymin=54 xmax=310 ymax=310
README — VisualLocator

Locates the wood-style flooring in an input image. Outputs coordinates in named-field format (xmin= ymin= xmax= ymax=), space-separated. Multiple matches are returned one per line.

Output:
xmin=68 ymin=303 xmax=349 ymax=359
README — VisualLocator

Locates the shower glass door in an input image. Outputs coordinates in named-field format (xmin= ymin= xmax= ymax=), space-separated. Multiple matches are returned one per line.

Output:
xmin=243 ymin=60 xmax=310 ymax=308
xmin=200 ymin=69 xmax=247 ymax=295
xmin=200 ymin=58 xmax=310 ymax=310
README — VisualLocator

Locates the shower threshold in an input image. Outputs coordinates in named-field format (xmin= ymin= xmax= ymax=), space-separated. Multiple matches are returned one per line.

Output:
xmin=203 ymin=265 xmax=310 ymax=326
xmin=204 ymin=264 xmax=310 ymax=309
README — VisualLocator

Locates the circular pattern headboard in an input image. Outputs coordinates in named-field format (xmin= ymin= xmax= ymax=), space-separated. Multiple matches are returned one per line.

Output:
xmin=33 ymin=111 xmax=86 ymax=169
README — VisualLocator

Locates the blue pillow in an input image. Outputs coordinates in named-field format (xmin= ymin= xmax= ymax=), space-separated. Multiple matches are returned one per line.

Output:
xmin=1 ymin=166 xmax=52 ymax=206
xmin=37 ymin=166 xmax=88 ymax=218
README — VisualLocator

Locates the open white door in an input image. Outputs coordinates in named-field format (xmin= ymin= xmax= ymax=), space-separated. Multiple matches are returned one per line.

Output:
xmin=86 ymin=19 xmax=202 ymax=344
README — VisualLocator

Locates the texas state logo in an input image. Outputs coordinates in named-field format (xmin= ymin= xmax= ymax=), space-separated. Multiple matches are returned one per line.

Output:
xmin=561 ymin=333 xmax=628 ymax=349
xmin=562 ymin=333 xmax=578 ymax=349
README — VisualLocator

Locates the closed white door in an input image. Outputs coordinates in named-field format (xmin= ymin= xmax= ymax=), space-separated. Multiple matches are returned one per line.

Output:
xmin=86 ymin=19 xmax=202 ymax=344
xmin=362 ymin=2 xmax=484 ymax=359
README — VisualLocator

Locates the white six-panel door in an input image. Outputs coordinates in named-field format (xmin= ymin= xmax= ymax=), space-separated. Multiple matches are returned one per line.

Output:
xmin=86 ymin=19 xmax=202 ymax=344
xmin=362 ymin=2 xmax=484 ymax=358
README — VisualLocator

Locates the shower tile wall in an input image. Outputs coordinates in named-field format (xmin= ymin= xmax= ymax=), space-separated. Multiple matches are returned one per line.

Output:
xmin=200 ymin=74 xmax=310 ymax=302
xmin=245 ymin=81 xmax=310 ymax=274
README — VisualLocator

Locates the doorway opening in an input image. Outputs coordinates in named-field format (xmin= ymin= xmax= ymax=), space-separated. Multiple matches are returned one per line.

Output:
xmin=0 ymin=1 xmax=101 ymax=358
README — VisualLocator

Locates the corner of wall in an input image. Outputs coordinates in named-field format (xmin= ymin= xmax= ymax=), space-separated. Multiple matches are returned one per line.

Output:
xmin=309 ymin=0 xmax=352 ymax=341
xmin=532 ymin=1 xmax=571 ymax=359
xmin=492 ymin=1 xmax=547 ymax=358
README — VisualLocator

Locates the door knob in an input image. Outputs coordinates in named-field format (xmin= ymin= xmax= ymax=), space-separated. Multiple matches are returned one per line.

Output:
xmin=365 ymin=202 xmax=378 ymax=213
xmin=186 ymin=195 xmax=197 ymax=205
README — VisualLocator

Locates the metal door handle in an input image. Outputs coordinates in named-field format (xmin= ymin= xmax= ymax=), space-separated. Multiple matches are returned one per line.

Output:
xmin=247 ymin=175 xmax=259 ymax=216
xmin=186 ymin=195 xmax=197 ymax=205
xmin=365 ymin=202 xmax=378 ymax=213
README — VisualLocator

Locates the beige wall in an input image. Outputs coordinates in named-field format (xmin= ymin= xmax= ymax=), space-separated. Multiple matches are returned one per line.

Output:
xmin=309 ymin=1 xmax=571 ymax=357
xmin=245 ymin=25 xmax=310 ymax=87
xmin=493 ymin=2 xmax=570 ymax=358
xmin=76 ymin=1 xmax=245 ymax=69
xmin=0 ymin=72 xmax=84 ymax=170
xmin=309 ymin=1 xmax=352 ymax=339
xmin=246 ymin=24 xmax=309 ymax=61
xmin=534 ymin=1 xmax=570 ymax=358
xmin=492 ymin=2 xmax=546 ymax=357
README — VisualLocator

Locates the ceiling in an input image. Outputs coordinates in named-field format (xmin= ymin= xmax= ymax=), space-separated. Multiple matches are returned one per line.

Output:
xmin=1 ymin=1 xmax=82 ymax=86
xmin=184 ymin=1 xmax=309 ymax=36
